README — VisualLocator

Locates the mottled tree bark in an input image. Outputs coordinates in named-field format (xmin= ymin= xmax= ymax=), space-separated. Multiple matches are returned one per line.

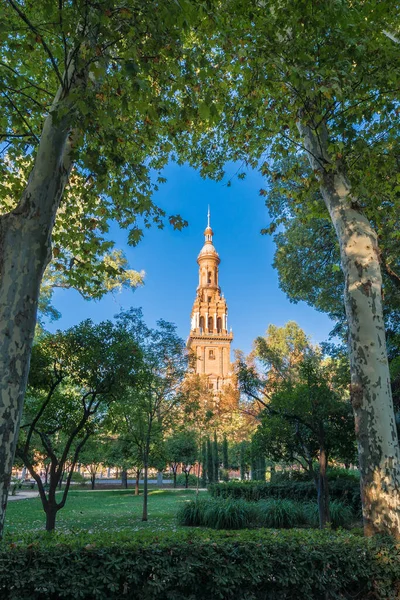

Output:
xmin=0 ymin=49 xmax=85 ymax=537
xmin=0 ymin=113 xmax=74 ymax=537
xmin=299 ymin=118 xmax=400 ymax=537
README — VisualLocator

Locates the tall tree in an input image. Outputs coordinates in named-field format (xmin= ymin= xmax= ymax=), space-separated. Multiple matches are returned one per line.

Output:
xmin=0 ymin=0 xmax=207 ymax=535
xmin=213 ymin=431 xmax=220 ymax=483
xmin=222 ymin=434 xmax=229 ymax=470
xmin=206 ymin=437 xmax=214 ymax=484
xmin=16 ymin=317 xmax=138 ymax=531
xmin=165 ymin=430 xmax=198 ymax=489
xmin=184 ymin=0 xmax=400 ymax=536
xmin=114 ymin=310 xmax=188 ymax=521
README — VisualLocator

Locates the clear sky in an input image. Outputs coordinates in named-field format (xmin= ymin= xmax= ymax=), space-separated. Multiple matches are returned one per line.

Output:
xmin=47 ymin=162 xmax=335 ymax=355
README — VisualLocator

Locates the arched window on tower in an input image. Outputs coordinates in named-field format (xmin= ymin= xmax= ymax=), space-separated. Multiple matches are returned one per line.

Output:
xmin=207 ymin=271 xmax=212 ymax=285
xmin=199 ymin=316 xmax=205 ymax=332
xmin=208 ymin=317 xmax=213 ymax=332
xmin=217 ymin=317 xmax=222 ymax=333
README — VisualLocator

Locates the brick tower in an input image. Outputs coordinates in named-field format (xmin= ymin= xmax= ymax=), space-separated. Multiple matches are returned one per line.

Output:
xmin=187 ymin=209 xmax=233 ymax=392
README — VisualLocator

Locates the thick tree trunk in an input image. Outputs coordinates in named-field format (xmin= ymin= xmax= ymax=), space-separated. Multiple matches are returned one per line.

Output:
xmin=121 ymin=470 xmax=128 ymax=489
xmin=299 ymin=119 xmax=400 ymax=537
xmin=45 ymin=504 xmax=58 ymax=532
xmin=173 ymin=470 xmax=177 ymax=488
xmin=0 ymin=74 xmax=79 ymax=537
xmin=91 ymin=474 xmax=96 ymax=490
xmin=317 ymin=447 xmax=330 ymax=529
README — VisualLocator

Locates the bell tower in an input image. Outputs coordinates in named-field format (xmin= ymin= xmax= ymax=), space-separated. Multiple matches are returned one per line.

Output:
xmin=187 ymin=209 xmax=233 ymax=392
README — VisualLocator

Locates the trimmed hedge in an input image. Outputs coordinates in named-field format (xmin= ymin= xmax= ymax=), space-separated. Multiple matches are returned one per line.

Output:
xmin=177 ymin=497 xmax=354 ymax=529
xmin=1 ymin=530 xmax=399 ymax=599
xmin=209 ymin=480 xmax=361 ymax=512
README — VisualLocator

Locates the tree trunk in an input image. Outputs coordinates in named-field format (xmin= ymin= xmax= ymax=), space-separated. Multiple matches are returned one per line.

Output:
xmin=91 ymin=474 xmax=95 ymax=490
xmin=121 ymin=470 xmax=128 ymax=489
xmin=0 ymin=78 xmax=79 ymax=538
xmin=135 ymin=469 xmax=140 ymax=496
xmin=185 ymin=472 xmax=189 ymax=489
xmin=173 ymin=470 xmax=177 ymax=488
xmin=317 ymin=447 xmax=330 ymax=529
xmin=142 ymin=462 xmax=148 ymax=521
xmin=45 ymin=504 xmax=58 ymax=532
xmin=298 ymin=119 xmax=400 ymax=537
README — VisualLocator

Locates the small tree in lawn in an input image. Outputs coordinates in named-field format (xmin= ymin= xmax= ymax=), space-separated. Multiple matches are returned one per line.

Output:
xmin=115 ymin=310 xmax=188 ymax=521
xmin=78 ymin=436 xmax=110 ymax=490
xmin=243 ymin=352 xmax=355 ymax=528
xmin=16 ymin=318 xmax=139 ymax=531
xmin=165 ymin=431 xmax=197 ymax=488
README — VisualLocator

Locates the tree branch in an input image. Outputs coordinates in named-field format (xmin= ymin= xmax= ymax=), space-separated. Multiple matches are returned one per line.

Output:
xmin=7 ymin=0 xmax=64 ymax=87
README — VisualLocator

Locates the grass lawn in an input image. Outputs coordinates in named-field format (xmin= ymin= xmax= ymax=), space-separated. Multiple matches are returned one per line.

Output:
xmin=5 ymin=488 xmax=205 ymax=536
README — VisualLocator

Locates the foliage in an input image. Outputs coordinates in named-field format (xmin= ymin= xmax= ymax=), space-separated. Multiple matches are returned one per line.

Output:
xmin=206 ymin=437 xmax=214 ymax=484
xmin=222 ymin=434 xmax=229 ymax=470
xmin=303 ymin=501 xmax=355 ymax=530
xmin=213 ymin=431 xmax=220 ymax=482
xmin=165 ymin=430 xmax=198 ymax=488
xmin=178 ymin=496 xmax=355 ymax=530
xmin=177 ymin=496 xmax=259 ymax=530
xmin=1 ymin=528 xmax=400 ymax=599
xmin=108 ymin=309 xmax=188 ymax=519
xmin=176 ymin=473 xmax=198 ymax=488
xmin=16 ymin=316 xmax=140 ymax=530
xmin=209 ymin=481 xmax=361 ymax=513
xmin=0 ymin=0 xmax=211 ymax=309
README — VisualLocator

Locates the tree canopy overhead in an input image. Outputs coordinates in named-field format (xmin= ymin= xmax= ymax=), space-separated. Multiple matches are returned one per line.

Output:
xmin=0 ymin=0 xmax=211 ymax=536
xmin=181 ymin=0 xmax=400 ymax=538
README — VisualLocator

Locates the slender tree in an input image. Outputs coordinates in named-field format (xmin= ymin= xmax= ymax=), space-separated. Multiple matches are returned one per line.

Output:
xmin=201 ymin=440 xmax=208 ymax=487
xmin=207 ymin=437 xmax=214 ymax=484
xmin=213 ymin=432 xmax=220 ymax=483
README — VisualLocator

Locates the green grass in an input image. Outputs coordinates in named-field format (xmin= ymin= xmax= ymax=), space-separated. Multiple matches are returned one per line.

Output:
xmin=5 ymin=489 xmax=205 ymax=536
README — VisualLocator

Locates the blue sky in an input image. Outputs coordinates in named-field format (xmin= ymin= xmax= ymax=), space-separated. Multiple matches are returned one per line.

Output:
xmin=48 ymin=162 xmax=335 ymax=355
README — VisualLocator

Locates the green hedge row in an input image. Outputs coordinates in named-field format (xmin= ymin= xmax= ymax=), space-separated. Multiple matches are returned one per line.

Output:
xmin=177 ymin=497 xmax=355 ymax=529
xmin=1 ymin=530 xmax=399 ymax=599
xmin=209 ymin=480 xmax=361 ymax=512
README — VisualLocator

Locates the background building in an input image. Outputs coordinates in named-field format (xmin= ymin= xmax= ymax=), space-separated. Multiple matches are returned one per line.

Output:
xmin=187 ymin=210 xmax=234 ymax=393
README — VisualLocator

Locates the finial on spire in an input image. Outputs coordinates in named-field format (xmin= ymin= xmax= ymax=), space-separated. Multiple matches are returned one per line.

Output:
xmin=207 ymin=205 xmax=210 ymax=228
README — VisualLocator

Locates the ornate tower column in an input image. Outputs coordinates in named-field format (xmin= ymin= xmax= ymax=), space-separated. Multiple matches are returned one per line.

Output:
xmin=187 ymin=209 xmax=233 ymax=392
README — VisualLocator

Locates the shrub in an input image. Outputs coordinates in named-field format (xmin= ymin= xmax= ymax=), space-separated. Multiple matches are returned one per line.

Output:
xmin=0 ymin=529 xmax=399 ymax=599
xmin=303 ymin=500 xmax=355 ymax=529
xmin=177 ymin=497 xmax=355 ymax=531
xmin=209 ymin=480 xmax=362 ymax=512
xmin=177 ymin=497 xmax=259 ymax=529
xmin=70 ymin=472 xmax=86 ymax=484
xmin=176 ymin=473 xmax=198 ymax=487
xmin=258 ymin=499 xmax=307 ymax=529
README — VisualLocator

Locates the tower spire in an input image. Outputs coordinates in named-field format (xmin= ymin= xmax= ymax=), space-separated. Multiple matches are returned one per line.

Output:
xmin=207 ymin=205 xmax=210 ymax=228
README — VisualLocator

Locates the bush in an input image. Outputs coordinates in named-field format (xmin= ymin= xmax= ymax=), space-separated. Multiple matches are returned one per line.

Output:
xmin=258 ymin=499 xmax=307 ymax=529
xmin=177 ymin=497 xmax=355 ymax=530
xmin=70 ymin=472 xmax=86 ymax=484
xmin=0 ymin=529 xmax=399 ymax=599
xmin=176 ymin=473 xmax=198 ymax=487
xmin=209 ymin=480 xmax=362 ymax=513
xmin=177 ymin=497 xmax=259 ymax=529
xmin=303 ymin=500 xmax=355 ymax=529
